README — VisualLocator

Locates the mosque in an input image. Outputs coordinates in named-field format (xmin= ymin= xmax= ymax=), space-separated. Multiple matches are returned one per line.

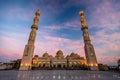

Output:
xmin=19 ymin=9 xmax=99 ymax=70
xmin=32 ymin=50 xmax=86 ymax=69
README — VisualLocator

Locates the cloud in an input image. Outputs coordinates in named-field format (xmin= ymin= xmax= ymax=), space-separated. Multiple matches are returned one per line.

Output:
xmin=90 ymin=28 xmax=120 ymax=65
xmin=43 ymin=25 xmax=62 ymax=31
xmin=64 ymin=20 xmax=81 ymax=30
xmin=0 ymin=6 xmax=34 ymax=21
xmin=0 ymin=47 xmax=3 ymax=51
xmin=0 ymin=31 xmax=26 ymax=62
xmin=87 ymin=0 xmax=120 ymax=30
xmin=34 ymin=35 xmax=85 ymax=57
xmin=97 ymin=55 xmax=119 ymax=66
xmin=31 ymin=0 xmax=68 ymax=19
xmin=41 ymin=20 xmax=81 ymax=32
xmin=0 ymin=0 xmax=120 ymax=66
xmin=0 ymin=26 xmax=85 ymax=62
xmin=78 ymin=0 xmax=120 ymax=65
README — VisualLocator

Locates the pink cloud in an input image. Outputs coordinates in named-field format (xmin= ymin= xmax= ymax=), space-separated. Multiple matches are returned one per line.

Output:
xmin=88 ymin=0 xmax=120 ymax=30
xmin=34 ymin=35 xmax=85 ymax=57
xmin=41 ymin=20 xmax=81 ymax=31
xmin=34 ymin=27 xmax=120 ymax=66
xmin=90 ymin=29 xmax=120 ymax=65
xmin=97 ymin=55 xmax=120 ymax=66
xmin=0 ymin=32 xmax=26 ymax=62
xmin=0 ymin=47 xmax=3 ymax=51
xmin=34 ymin=32 xmax=118 ymax=66
xmin=64 ymin=20 xmax=80 ymax=29
xmin=43 ymin=25 xmax=62 ymax=31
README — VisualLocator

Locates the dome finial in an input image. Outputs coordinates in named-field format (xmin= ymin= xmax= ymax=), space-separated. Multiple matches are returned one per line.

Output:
xmin=35 ymin=9 xmax=40 ymax=16
xmin=79 ymin=10 xmax=84 ymax=17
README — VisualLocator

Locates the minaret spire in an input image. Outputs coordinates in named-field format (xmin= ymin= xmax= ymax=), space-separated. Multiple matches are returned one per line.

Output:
xmin=79 ymin=11 xmax=88 ymax=30
xmin=27 ymin=9 xmax=40 ymax=45
xmin=79 ymin=11 xmax=99 ymax=70
xmin=19 ymin=9 xmax=40 ymax=70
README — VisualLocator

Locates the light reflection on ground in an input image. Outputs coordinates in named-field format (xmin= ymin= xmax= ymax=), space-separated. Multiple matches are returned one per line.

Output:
xmin=0 ymin=70 xmax=119 ymax=80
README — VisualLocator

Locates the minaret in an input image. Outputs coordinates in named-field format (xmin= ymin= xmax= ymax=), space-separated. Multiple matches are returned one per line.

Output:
xmin=19 ymin=9 xmax=40 ymax=70
xmin=79 ymin=11 xmax=99 ymax=70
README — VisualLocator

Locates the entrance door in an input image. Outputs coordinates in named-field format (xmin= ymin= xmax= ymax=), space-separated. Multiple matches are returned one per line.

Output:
xmin=58 ymin=64 xmax=61 ymax=68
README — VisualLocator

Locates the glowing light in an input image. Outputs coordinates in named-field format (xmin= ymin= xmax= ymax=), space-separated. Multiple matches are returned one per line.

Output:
xmin=89 ymin=63 xmax=93 ymax=66
xmin=91 ymin=64 xmax=93 ymax=66
xmin=25 ymin=63 xmax=28 ymax=66
xmin=25 ymin=63 xmax=31 ymax=66
xmin=20 ymin=64 xmax=23 ymax=66
xmin=95 ymin=64 xmax=98 ymax=66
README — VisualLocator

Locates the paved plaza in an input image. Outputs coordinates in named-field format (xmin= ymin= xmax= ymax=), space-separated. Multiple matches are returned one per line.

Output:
xmin=0 ymin=70 xmax=119 ymax=80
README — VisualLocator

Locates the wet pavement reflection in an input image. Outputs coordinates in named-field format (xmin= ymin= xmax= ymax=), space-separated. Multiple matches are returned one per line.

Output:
xmin=0 ymin=70 xmax=119 ymax=80
xmin=17 ymin=70 xmax=120 ymax=80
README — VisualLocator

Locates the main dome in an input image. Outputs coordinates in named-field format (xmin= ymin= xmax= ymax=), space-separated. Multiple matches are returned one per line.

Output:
xmin=55 ymin=50 xmax=64 ymax=59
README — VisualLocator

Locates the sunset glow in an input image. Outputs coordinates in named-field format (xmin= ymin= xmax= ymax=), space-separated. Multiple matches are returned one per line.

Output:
xmin=0 ymin=0 xmax=120 ymax=66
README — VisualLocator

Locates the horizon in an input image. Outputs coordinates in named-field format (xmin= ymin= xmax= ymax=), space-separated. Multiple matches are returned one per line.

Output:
xmin=0 ymin=0 xmax=120 ymax=66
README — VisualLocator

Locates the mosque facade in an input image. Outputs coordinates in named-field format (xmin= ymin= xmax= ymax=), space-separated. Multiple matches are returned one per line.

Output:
xmin=32 ymin=50 xmax=87 ymax=69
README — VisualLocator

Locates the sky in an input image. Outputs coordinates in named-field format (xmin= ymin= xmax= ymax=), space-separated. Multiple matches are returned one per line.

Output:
xmin=0 ymin=0 xmax=120 ymax=66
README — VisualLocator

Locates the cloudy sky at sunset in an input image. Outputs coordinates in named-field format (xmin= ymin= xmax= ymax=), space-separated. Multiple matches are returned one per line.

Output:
xmin=0 ymin=0 xmax=120 ymax=66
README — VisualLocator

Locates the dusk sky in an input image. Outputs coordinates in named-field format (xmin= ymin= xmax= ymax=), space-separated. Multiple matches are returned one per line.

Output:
xmin=0 ymin=0 xmax=120 ymax=66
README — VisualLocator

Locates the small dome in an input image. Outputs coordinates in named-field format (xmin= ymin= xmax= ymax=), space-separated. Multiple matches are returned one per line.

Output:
xmin=70 ymin=52 xmax=80 ymax=58
xmin=66 ymin=55 xmax=70 ymax=58
xmin=70 ymin=52 xmax=75 ymax=57
xmin=34 ymin=55 xmax=39 ymax=58
xmin=42 ymin=52 xmax=49 ymax=57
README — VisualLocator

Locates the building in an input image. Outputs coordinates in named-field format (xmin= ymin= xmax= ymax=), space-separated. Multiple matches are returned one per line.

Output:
xmin=98 ymin=64 xmax=109 ymax=71
xmin=19 ymin=10 xmax=99 ymax=70
xmin=0 ymin=61 xmax=15 ymax=70
xmin=79 ymin=11 xmax=99 ymax=70
xmin=32 ymin=50 xmax=87 ymax=69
